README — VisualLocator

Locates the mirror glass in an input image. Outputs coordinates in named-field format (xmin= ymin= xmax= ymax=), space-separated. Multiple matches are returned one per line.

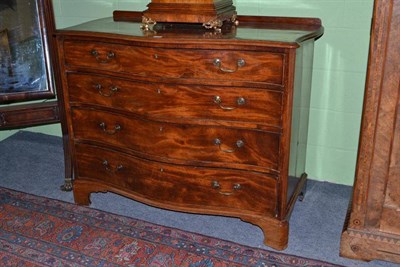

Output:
xmin=0 ymin=0 xmax=54 ymax=103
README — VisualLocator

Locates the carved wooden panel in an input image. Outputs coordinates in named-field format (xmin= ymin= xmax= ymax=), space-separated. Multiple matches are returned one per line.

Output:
xmin=380 ymin=82 xmax=400 ymax=236
xmin=340 ymin=0 xmax=400 ymax=263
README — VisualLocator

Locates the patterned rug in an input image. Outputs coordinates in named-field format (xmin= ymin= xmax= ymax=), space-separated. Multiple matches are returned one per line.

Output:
xmin=0 ymin=187 xmax=342 ymax=267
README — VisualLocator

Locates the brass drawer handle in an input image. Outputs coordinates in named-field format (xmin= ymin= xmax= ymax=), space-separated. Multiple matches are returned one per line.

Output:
xmin=211 ymin=181 xmax=242 ymax=196
xmin=214 ymin=138 xmax=244 ymax=153
xmin=99 ymin=122 xmax=121 ymax=135
xmin=213 ymin=58 xmax=245 ymax=73
xmin=213 ymin=96 xmax=246 ymax=110
xmin=90 ymin=49 xmax=116 ymax=63
xmin=102 ymin=160 xmax=123 ymax=172
xmin=94 ymin=84 xmax=119 ymax=97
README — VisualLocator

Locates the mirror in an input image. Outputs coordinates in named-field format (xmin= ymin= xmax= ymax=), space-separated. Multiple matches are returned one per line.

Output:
xmin=0 ymin=0 xmax=55 ymax=103
xmin=0 ymin=0 xmax=59 ymax=129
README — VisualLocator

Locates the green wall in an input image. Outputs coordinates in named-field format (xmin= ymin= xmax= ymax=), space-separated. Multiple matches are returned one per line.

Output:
xmin=0 ymin=0 xmax=374 ymax=185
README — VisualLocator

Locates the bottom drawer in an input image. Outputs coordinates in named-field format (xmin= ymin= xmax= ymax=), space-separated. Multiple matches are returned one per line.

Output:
xmin=74 ymin=143 xmax=278 ymax=216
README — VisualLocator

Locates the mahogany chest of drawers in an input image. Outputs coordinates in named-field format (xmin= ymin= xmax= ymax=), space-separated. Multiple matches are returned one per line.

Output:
xmin=55 ymin=14 xmax=323 ymax=250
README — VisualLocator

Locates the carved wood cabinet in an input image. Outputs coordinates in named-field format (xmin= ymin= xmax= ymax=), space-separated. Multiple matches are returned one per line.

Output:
xmin=55 ymin=14 xmax=323 ymax=250
xmin=340 ymin=0 xmax=400 ymax=263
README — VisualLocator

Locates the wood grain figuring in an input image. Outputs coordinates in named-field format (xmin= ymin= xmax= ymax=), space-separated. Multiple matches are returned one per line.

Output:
xmin=66 ymin=73 xmax=283 ymax=130
xmin=56 ymin=15 xmax=323 ymax=251
xmin=340 ymin=0 xmax=400 ymax=263
xmin=0 ymin=101 xmax=59 ymax=129
xmin=63 ymin=41 xmax=285 ymax=86
xmin=71 ymin=108 xmax=280 ymax=173
xmin=74 ymin=143 xmax=278 ymax=216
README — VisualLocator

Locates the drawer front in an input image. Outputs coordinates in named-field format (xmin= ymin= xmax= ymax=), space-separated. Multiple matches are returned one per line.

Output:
xmin=67 ymin=73 xmax=283 ymax=127
xmin=62 ymin=40 xmax=284 ymax=85
xmin=71 ymin=108 xmax=280 ymax=171
xmin=74 ymin=143 xmax=277 ymax=216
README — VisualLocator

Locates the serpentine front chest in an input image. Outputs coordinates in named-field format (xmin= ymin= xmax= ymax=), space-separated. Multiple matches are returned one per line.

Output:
xmin=55 ymin=14 xmax=323 ymax=250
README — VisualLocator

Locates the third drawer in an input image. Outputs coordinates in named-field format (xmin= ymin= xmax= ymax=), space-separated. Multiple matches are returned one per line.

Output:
xmin=71 ymin=108 xmax=280 ymax=173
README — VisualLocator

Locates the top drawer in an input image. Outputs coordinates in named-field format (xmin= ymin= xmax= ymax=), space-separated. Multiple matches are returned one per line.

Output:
xmin=61 ymin=40 xmax=285 ymax=85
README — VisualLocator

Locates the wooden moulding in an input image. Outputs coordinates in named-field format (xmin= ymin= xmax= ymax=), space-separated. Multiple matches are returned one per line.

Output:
xmin=114 ymin=0 xmax=237 ymax=31
xmin=113 ymin=10 xmax=322 ymax=34
xmin=139 ymin=0 xmax=237 ymax=30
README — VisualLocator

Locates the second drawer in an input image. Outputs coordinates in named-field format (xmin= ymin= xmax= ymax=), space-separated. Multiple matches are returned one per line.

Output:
xmin=67 ymin=73 xmax=283 ymax=128
xmin=71 ymin=108 xmax=280 ymax=172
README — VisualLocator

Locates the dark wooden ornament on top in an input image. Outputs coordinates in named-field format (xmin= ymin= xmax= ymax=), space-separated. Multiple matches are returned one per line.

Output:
xmin=141 ymin=0 xmax=238 ymax=31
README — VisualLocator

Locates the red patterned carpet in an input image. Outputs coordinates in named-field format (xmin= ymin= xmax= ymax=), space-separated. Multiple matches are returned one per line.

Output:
xmin=0 ymin=187 xmax=342 ymax=267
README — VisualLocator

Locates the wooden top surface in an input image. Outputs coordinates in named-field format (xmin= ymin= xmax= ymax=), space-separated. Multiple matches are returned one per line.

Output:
xmin=57 ymin=12 xmax=323 ymax=48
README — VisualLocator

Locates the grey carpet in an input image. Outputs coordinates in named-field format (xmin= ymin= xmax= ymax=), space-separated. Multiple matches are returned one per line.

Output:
xmin=0 ymin=130 xmax=397 ymax=267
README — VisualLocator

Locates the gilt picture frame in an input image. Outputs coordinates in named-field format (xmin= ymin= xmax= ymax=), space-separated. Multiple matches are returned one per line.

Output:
xmin=0 ymin=0 xmax=55 ymax=103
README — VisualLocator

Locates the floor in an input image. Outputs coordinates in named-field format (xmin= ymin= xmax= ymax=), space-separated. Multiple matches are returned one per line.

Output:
xmin=0 ymin=131 xmax=397 ymax=267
